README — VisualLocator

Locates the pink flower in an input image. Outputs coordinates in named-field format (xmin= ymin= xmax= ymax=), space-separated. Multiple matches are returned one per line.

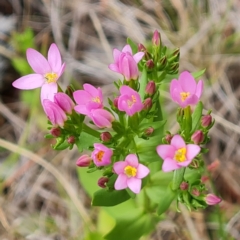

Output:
xmin=108 ymin=45 xmax=144 ymax=81
xmin=42 ymin=99 xmax=67 ymax=127
xmin=113 ymin=154 xmax=149 ymax=194
xmin=76 ymin=154 xmax=92 ymax=167
xmin=91 ymin=143 xmax=113 ymax=167
xmin=12 ymin=43 xmax=65 ymax=103
xmin=54 ymin=92 xmax=75 ymax=114
xmin=205 ymin=194 xmax=222 ymax=205
xmin=170 ymin=71 xmax=203 ymax=108
xmin=118 ymin=85 xmax=144 ymax=116
xmin=89 ymin=109 xmax=115 ymax=128
xmin=73 ymin=84 xmax=103 ymax=116
xmin=152 ymin=30 xmax=161 ymax=46
xmin=156 ymin=135 xmax=200 ymax=172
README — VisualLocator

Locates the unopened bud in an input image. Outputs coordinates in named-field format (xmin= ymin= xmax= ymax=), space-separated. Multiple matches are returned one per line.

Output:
xmin=192 ymin=188 xmax=200 ymax=197
xmin=201 ymin=175 xmax=209 ymax=183
xmin=50 ymin=127 xmax=61 ymax=137
xmin=144 ymin=127 xmax=154 ymax=136
xmin=165 ymin=134 xmax=172 ymax=144
xmin=205 ymin=194 xmax=221 ymax=205
xmin=152 ymin=30 xmax=161 ymax=46
xmin=67 ymin=136 xmax=76 ymax=144
xmin=145 ymin=81 xmax=156 ymax=96
xmin=201 ymin=115 xmax=212 ymax=127
xmin=159 ymin=56 xmax=167 ymax=68
xmin=100 ymin=132 xmax=112 ymax=142
xmin=143 ymin=98 xmax=152 ymax=110
xmin=191 ymin=130 xmax=204 ymax=144
xmin=98 ymin=177 xmax=109 ymax=188
xmin=138 ymin=43 xmax=146 ymax=52
xmin=207 ymin=160 xmax=220 ymax=172
xmin=146 ymin=59 xmax=154 ymax=69
xmin=76 ymin=155 xmax=92 ymax=167
xmin=113 ymin=97 xmax=119 ymax=108
xmin=180 ymin=182 xmax=189 ymax=190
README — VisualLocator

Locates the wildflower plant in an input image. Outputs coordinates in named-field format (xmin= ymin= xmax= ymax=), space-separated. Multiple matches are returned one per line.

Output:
xmin=12 ymin=31 xmax=220 ymax=239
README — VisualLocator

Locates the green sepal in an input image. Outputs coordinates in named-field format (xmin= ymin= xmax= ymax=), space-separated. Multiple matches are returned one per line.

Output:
xmin=44 ymin=134 xmax=54 ymax=139
xmin=191 ymin=101 xmax=203 ymax=134
xmin=53 ymin=140 xmax=69 ymax=150
xmin=171 ymin=168 xmax=185 ymax=191
xmin=192 ymin=69 xmax=206 ymax=79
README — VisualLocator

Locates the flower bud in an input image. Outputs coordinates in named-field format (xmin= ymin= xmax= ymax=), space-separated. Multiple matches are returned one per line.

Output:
xmin=54 ymin=92 xmax=75 ymax=114
xmin=152 ymin=30 xmax=160 ymax=46
xmin=201 ymin=115 xmax=212 ymax=127
xmin=205 ymin=194 xmax=221 ymax=205
xmin=76 ymin=155 xmax=92 ymax=167
xmin=100 ymin=132 xmax=112 ymax=142
xmin=143 ymin=98 xmax=152 ymax=110
xmin=145 ymin=81 xmax=156 ymax=96
xmin=146 ymin=59 xmax=154 ymax=69
xmin=165 ymin=133 xmax=172 ymax=144
xmin=191 ymin=130 xmax=204 ymax=144
xmin=192 ymin=188 xmax=200 ymax=197
xmin=138 ymin=43 xmax=146 ymax=52
xmin=50 ymin=127 xmax=61 ymax=137
xmin=207 ymin=160 xmax=220 ymax=172
xmin=113 ymin=97 xmax=119 ymax=108
xmin=201 ymin=175 xmax=209 ymax=183
xmin=98 ymin=177 xmax=109 ymax=188
xmin=67 ymin=136 xmax=75 ymax=144
xmin=144 ymin=127 xmax=154 ymax=136
xmin=180 ymin=182 xmax=189 ymax=190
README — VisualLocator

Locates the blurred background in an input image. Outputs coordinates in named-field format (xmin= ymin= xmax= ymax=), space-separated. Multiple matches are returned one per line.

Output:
xmin=1 ymin=0 xmax=240 ymax=239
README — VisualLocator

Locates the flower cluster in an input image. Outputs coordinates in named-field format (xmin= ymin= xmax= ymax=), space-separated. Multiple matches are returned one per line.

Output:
xmin=12 ymin=30 xmax=221 ymax=216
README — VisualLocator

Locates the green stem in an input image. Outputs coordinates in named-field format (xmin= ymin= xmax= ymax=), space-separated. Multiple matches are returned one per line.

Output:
xmin=183 ymin=106 xmax=192 ymax=140
xmin=153 ymin=90 xmax=163 ymax=122
xmin=82 ymin=123 xmax=100 ymax=138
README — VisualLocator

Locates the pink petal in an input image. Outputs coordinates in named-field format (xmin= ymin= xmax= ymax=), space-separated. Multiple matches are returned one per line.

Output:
xmin=57 ymin=63 xmax=66 ymax=78
xmin=83 ymin=84 xmax=99 ymax=97
xmin=171 ymin=135 xmax=186 ymax=149
xmin=48 ymin=43 xmax=62 ymax=73
xmin=12 ymin=74 xmax=45 ymax=89
xmin=73 ymin=90 xmax=92 ymax=105
xmin=183 ymin=94 xmax=199 ymax=107
xmin=179 ymin=71 xmax=196 ymax=93
xmin=195 ymin=80 xmax=203 ymax=98
xmin=186 ymin=144 xmax=200 ymax=161
xmin=122 ymin=45 xmax=132 ymax=54
xmin=114 ymin=174 xmax=128 ymax=190
xmin=113 ymin=48 xmax=121 ymax=63
xmin=170 ymin=80 xmax=182 ymax=101
xmin=108 ymin=63 xmax=120 ymax=73
xmin=113 ymin=161 xmax=127 ymax=174
xmin=40 ymin=83 xmax=58 ymax=103
xmin=74 ymin=105 xmax=89 ymax=116
xmin=133 ymin=52 xmax=144 ymax=63
xmin=120 ymin=55 xmax=131 ymax=80
xmin=177 ymin=158 xmax=193 ymax=167
xmin=127 ymin=178 xmax=141 ymax=194
xmin=136 ymin=164 xmax=149 ymax=179
xmin=120 ymin=85 xmax=135 ymax=95
xmin=27 ymin=48 xmax=51 ymax=74
xmin=156 ymin=145 xmax=175 ymax=160
xmin=125 ymin=154 xmax=138 ymax=168
xmin=162 ymin=158 xmax=180 ymax=172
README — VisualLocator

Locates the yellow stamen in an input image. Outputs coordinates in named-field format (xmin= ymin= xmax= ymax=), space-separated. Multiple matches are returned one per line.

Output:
xmin=96 ymin=151 xmax=104 ymax=162
xmin=174 ymin=148 xmax=187 ymax=162
xmin=180 ymin=92 xmax=190 ymax=102
xmin=124 ymin=165 xmax=137 ymax=177
xmin=92 ymin=96 xmax=101 ymax=103
xmin=127 ymin=95 xmax=137 ymax=107
xmin=45 ymin=73 xmax=58 ymax=83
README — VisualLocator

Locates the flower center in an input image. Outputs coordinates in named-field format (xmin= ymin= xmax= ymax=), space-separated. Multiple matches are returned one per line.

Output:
xmin=174 ymin=147 xmax=187 ymax=162
xmin=95 ymin=150 xmax=104 ymax=162
xmin=180 ymin=92 xmax=190 ymax=102
xmin=124 ymin=165 xmax=137 ymax=177
xmin=45 ymin=73 xmax=58 ymax=83
xmin=92 ymin=96 xmax=101 ymax=103
xmin=127 ymin=95 xmax=137 ymax=107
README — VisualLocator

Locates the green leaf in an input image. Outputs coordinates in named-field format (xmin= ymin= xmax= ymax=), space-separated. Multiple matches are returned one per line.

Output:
xmin=172 ymin=168 xmax=185 ymax=191
xmin=11 ymin=57 xmax=32 ymax=75
xmin=104 ymin=211 xmax=157 ymax=240
xmin=192 ymin=69 xmax=206 ymax=79
xmin=139 ymin=68 xmax=148 ymax=99
xmin=151 ymin=170 xmax=173 ymax=185
xmin=92 ymin=188 xmax=130 ymax=207
xmin=157 ymin=186 xmax=176 ymax=215
xmin=85 ymin=232 xmax=104 ymax=240
xmin=191 ymin=101 xmax=203 ymax=133
xmin=127 ymin=38 xmax=138 ymax=54
xmin=75 ymin=132 xmax=99 ymax=152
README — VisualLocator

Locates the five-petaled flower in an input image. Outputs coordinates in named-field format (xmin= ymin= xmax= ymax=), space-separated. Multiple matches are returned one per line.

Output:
xmin=170 ymin=71 xmax=203 ymax=108
xmin=12 ymin=43 xmax=65 ymax=103
xmin=113 ymin=154 xmax=149 ymax=194
xmin=156 ymin=135 xmax=201 ymax=172
xmin=108 ymin=44 xmax=144 ymax=81
xmin=118 ymin=85 xmax=144 ymax=116
xmin=91 ymin=143 xmax=113 ymax=167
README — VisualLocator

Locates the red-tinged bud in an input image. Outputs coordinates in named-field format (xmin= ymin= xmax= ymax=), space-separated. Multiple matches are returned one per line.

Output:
xmin=152 ymin=30 xmax=160 ymax=46
xmin=100 ymin=132 xmax=112 ymax=142
xmin=144 ymin=127 xmax=154 ymax=136
xmin=201 ymin=115 xmax=212 ymax=127
xmin=143 ymin=98 xmax=152 ymax=110
xmin=98 ymin=177 xmax=109 ymax=188
xmin=180 ymin=182 xmax=189 ymax=190
xmin=201 ymin=175 xmax=209 ymax=183
xmin=113 ymin=97 xmax=119 ymax=108
xmin=165 ymin=134 xmax=173 ymax=144
xmin=192 ymin=188 xmax=200 ymax=197
xmin=50 ymin=127 xmax=61 ymax=137
xmin=67 ymin=136 xmax=75 ymax=144
xmin=76 ymin=155 xmax=92 ymax=167
xmin=191 ymin=130 xmax=204 ymax=144
xmin=205 ymin=194 xmax=221 ymax=205
xmin=207 ymin=160 xmax=220 ymax=172
xmin=146 ymin=59 xmax=154 ymax=69
xmin=145 ymin=81 xmax=156 ymax=96
xmin=54 ymin=92 xmax=75 ymax=114
xmin=138 ymin=43 xmax=146 ymax=52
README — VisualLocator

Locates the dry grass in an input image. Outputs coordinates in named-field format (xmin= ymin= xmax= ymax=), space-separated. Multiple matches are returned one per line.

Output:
xmin=1 ymin=0 xmax=240 ymax=239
